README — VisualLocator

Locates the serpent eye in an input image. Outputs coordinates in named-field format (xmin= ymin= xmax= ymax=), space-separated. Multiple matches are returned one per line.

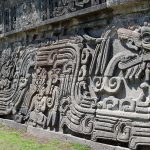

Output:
xmin=142 ymin=33 xmax=150 ymax=43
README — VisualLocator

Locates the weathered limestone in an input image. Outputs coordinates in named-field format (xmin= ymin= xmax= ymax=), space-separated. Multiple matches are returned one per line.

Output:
xmin=0 ymin=0 xmax=150 ymax=149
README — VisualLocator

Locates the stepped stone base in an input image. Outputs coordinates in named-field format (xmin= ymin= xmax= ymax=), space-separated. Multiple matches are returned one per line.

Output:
xmin=0 ymin=118 xmax=129 ymax=150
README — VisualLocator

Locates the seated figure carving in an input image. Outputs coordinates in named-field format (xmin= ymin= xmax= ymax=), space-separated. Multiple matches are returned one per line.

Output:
xmin=28 ymin=86 xmax=47 ymax=128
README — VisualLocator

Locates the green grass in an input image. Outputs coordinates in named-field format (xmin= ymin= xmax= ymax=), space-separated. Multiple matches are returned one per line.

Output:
xmin=0 ymin=125 xmax=90 ymax=150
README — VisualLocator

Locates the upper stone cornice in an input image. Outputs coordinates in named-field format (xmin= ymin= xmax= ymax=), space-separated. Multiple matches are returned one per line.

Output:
xmin=0 ymin=0 xmax=148 ymax=39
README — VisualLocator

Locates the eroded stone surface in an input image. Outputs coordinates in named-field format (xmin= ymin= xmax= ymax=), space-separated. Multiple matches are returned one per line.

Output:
xmin=0 ymin=0 xmax=150 ymax=150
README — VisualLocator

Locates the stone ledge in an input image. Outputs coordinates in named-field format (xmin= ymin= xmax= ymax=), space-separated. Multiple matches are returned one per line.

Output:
xmin=0 ymin=118 xmax=130 ymax=150
xmin=0 ymin=3 xmax=107 ymax=39
xmin=107 ymin=0 xmax=145 ymax=7
xmin=0 ymin=0 xmax=148 ymax=40
xmin=0 ymin=118 xmax=27 ymax=131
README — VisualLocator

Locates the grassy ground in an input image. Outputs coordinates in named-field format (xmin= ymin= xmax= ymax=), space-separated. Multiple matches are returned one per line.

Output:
xmin=0 ymin=124 xmax=90 ymax=150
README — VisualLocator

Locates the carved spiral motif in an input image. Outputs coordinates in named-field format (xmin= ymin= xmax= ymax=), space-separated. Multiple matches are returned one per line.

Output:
xmin=103 ymin=77 xmax=123 ymax=94
xmin=92 ymin=76 xmax=102 ymax=92
xmin=83 ymin=116 xmax=94 ymax=134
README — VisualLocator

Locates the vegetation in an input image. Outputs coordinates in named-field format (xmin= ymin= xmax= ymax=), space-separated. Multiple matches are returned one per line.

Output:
xmin=0 ymin=124 xmax=90 ymax=150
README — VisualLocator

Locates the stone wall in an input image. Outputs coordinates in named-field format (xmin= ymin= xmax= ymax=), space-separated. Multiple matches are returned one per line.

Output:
xmin=0 ymin=0 xmax=150 ymax=149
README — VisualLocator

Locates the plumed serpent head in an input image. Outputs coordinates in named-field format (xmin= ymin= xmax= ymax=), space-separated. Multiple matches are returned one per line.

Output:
xmin=141 ymin=22 xmax=150 ymax=50
xmin=117 ymin=22 xmax=150 ymax=53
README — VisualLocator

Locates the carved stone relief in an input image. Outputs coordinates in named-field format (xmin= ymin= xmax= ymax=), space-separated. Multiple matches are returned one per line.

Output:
xmin=0 ymin=0 xmax=107 ymax=34
xmin=0 ymin=20 xmax=149 ymax=149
